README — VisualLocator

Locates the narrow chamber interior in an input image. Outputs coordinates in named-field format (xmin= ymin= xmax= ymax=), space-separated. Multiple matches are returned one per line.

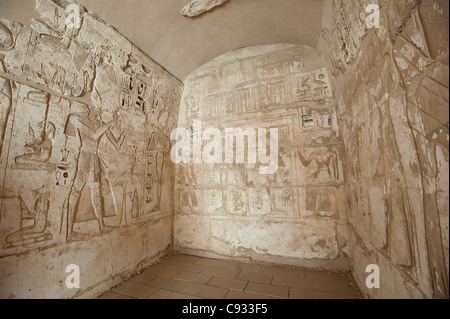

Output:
xmin=0 ymin=0 xmax=448 ymax=299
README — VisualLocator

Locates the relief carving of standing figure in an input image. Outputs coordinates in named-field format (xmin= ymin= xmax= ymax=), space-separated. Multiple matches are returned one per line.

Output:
xmin=64 ymin=105 xmax=126 ymax=240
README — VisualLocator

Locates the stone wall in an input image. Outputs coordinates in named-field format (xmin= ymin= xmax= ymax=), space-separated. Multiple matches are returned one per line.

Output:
xmin=0 ymin=0 xmax=182 ymax=298
xmin=175 ymin=44 xmax=350 ymax=269
xmin=319 ymin=0 xmax=449 ymax=298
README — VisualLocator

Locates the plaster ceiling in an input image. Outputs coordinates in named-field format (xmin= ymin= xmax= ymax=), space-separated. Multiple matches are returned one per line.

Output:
xmin=0 ymin=0 xmax=326 ymax=80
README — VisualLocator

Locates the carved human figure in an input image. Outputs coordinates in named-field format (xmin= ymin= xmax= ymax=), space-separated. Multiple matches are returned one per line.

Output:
xmin=297 ymin=148 xmax=339 ymax=181
xmin=281 ymin=188 xmax=292 ymax=207
xmin=39 ymin=4 xmax=82 ymax=52
xmin=64 ymin=105 xmax=126 ymax=240
xmin=4 ymin=186 xmax=52 ymax=247
xmin=178 ymin=161 xmax=199 ymax=214
xmin=0 ymin=54 xmax=12 ymax=160
xmin=211 ymin=163 xmax=227 ymax=212
xmin=305 ymin=187 xmax=337 ymax=219
xmin=145 ymin=129 xmax=165 ymax=211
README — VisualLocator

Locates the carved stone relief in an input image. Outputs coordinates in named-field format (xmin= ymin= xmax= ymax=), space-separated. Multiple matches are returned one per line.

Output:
xmin=181 ymin=0 xmax=229 ymax=17
xmin=0 ymin=0 xmax=182 ymax=266
xmin=320 ymin=0 xmax=449 ymax=298
xmin=176 ymin=44 xmax=347 ymax=263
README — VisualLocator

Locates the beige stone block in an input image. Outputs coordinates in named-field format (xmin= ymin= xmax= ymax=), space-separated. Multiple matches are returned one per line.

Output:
xmin=236 ymin=271 xmax=273 ymax=284
xmin=129 ymin=270 xmax=158 ymax=284
xmin=312 ymin=279 xmax=352 ymax=294
xmin=208 ymin=276 xmax=248 ymax=291
xmin=245 ymin=282 xmax=289 ymax=298
xmin=201 ymin=266 xmax=240 ymax=278
xmin=289 ymin=288 xmax=305 ymax=299
xmin=195 ymin=258 xmax=230 ymax=268
xmin=224 ymin=290 xmax=272 ymax=299
xmin=161 ymin=260 xmax=207 ymax=273
xmin=147 ymin=289 xmax=172 ymax=299
xmin=174 ymin=215 xmax=211 ymax=250
xmin=303 ymin=269 xmax=349 ymax=281
xmin=166 ymin=292 xmax=203 ymax=299
xmin=305 ymin=289 xmax=358 ymax=299
xmin=167 ymin=254 xmax=201 ymax=264
xmin=111 ymin=282 xmax=158 ymax=299
xmin=260 ymin=265 xmax=301 ymax=277
xmin=147 ymin=277 xmax=190 ymax=293
xmin=98 ymin=291 xmax=134 ymax=299
xmin=147 ymin=265 xmax=181 ymax=278
xmin=173 ymin=270 xmax=213 ymax=284
xmin=183 ymin=282 xmax=229 ymax=299
xmin=272 ymin=275 xmax=313 ymax=289
xmin=225 ymin=262 xmax=262 ymax=273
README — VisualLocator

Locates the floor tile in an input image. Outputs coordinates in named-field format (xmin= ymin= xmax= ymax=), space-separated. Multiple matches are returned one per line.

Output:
xmin=224 ymin=290 xmax=272 ymax=299
xmin=98 ymin=253 xmax=362 ymax=299
xmin=305 ymin=289 xmax=359 ymax=299
xmin=129 ymin=269 xmax=158 ymax=284
xmin=161 ymin=260 xmax=206 ymax=273
xmin=201 ymin=266 xmax=239 ymax=279
xmin=173 ymin=270 xmax=213 ymax=284
xmin=166 ymin=292 xmax=203 ymax=299
xmin=148 ymin=289 xmax=172 ymax=299
xmin=259 ymin=265 xmax=300 ymax=278
xmin=312 ymin=279 xmax=353 ymax=294
xmin=236 ymin=271 xmax=273 ymax=284
xmin=146 ymin=265 xmax=180 ymax=278
xmin=183 ymin=282 xmax=229 ymax=299
xmin=147 ymin=276 xmax=191 ymax=293
xmin=245 ymin=282 xmax=289 ymax=298
xmin=208 ymin=276 xmax=248 ymax=291
xmin=111 ymin=281 xmax=158 ymax=299
xmin=168 ymin=254 xmax=201 ymax=264
xmin=195 ymin=258 xmax=230 ymax=268
xmin=289 ymin=288 xmax=305 ymax=299
xmin=304 ymin=269 xmax=349 ymax=281
xmin=98 ymin=291 xmax=134 ymax=299
xmin=272 ymin=274 xmax=313 ymax=289
xmin=225 ymin=262 xmax=262 ymax=273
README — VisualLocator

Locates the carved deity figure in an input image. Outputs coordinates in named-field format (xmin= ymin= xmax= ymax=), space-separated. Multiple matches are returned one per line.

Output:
xmin=15 ymin=121 xmax=55 ymax=165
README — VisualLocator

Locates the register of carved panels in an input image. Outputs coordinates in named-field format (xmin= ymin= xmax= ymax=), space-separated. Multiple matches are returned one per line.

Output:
xmin=319 ymin=0 xmax=449 ymax=298
xmin=176 ymin=44 xmax=348 ymax=264
xmin=0 ymin=0 xmax=181 ymax=260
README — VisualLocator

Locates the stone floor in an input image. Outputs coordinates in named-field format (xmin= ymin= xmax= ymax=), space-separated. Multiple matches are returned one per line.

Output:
xmin=98 ymin=253 xmax=362 ymax=299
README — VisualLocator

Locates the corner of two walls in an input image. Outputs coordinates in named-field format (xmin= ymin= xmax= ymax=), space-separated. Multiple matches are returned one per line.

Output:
xmin=0 ymin=0 xmax=182 ymax=298
xmin=318 ymin=0 xmax=449 ymax=298
xmin=174 ymin=44 xmax=351 ymax=270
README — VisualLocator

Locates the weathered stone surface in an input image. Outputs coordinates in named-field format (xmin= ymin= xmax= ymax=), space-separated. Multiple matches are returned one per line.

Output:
xmin=1 ymin=0 xmax=447 ymax=300
xmin=319 ymin=0 xmax=449 ymax=299
xmin=0 ymin=0 xmax=182 ymax=298
xmin=175 ymin=44 xmax=349 ymax=269
xmin=181 ymin=0 xmax=228 ymax=17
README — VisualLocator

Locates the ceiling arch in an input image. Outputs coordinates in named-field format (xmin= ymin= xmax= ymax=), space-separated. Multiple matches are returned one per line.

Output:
xmin=0 ymin=0 xmax=326 ymax=80
xmin=77 ymin=0 xmax=326 ymax=80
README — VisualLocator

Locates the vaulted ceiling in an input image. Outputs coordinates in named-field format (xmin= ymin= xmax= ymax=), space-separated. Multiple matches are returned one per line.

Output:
xmin=0 ymin=0 xmax=326 ymax=80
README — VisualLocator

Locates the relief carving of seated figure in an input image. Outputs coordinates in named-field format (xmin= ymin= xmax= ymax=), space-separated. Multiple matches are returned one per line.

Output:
xmin=3 ymin=186 xmax=52 ymax=248
xmin=15 ymin=122 xmax=55 ymax=165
